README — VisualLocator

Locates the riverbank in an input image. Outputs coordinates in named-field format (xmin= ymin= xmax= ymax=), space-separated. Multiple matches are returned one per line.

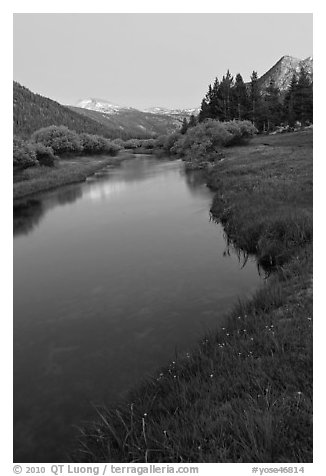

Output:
xmin=13 ymin=153 xmax=129 ymax=201
xmin=76 ymin=130 xmax=312 ymax=463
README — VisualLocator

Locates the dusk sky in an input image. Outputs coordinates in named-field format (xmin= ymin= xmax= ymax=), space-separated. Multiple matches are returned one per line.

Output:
xmin=13 ymin=13 xmax=313 ymax=109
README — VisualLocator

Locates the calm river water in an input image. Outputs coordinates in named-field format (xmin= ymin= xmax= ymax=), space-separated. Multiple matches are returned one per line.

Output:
xmin=14 ymin=156 xmax=262 ymax=462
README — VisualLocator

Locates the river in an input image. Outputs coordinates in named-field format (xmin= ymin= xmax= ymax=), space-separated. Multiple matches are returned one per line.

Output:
xmin=13 ymin=155 xmax=263 ymax=462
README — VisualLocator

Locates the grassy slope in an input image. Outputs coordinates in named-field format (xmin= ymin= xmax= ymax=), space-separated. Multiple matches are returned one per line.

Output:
xmin=75 ymin=131 xmax=312 ymax=463
xmin=13 ymin=155 xmax=126 ymax=200
xmin=208 ymin=130 xmax=313 ymax=268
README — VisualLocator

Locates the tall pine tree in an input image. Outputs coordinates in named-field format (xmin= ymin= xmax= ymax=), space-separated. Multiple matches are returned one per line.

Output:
xmin=249 ymin=71 xmax=261 ymax=127
xmin=264 ymin=79 xmax=282 ymax=131
xmin=233 ymin=73 xmax=249 ymax=120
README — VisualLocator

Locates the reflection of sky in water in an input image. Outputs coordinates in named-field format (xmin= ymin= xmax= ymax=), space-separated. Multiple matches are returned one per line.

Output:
xmin=86 ymin=180 xmax=128 ymax=201
xmin=14 ymin=157 xmax=263 ymax=463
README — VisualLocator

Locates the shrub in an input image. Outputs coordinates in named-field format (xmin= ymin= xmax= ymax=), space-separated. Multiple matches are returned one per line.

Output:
xmin=171 ymin=120 xmax=257 ymax=164
xmin=33 ymin=143 xmax=57 ymax=166
xmin=13 ymin=137 xmax=39 ymax=169
xmin=103 ymin=140 xmax=121 ymax=156
xmin=31 ymin=125 xmax=83 ymax=155
xmin=80 ymin=133 xmax=120 ymax=155
xmin=123 ymin=139 xmax=143 ymax=149
xmin=163 ymin=132 xmax=181 ymax=154
xmin=111 ymin=138 xmax=125 ymax=148
xmin=141 ymin=139 xmax=156 ymax=149
xmin=223 ymin=120 xmax=257 ymax=146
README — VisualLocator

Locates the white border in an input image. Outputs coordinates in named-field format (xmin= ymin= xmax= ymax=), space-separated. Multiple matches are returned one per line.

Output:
xmin=2 ymin=3 xmax=323 ymax=474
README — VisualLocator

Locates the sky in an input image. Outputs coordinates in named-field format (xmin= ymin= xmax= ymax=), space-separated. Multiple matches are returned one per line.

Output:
xmin=13 ymin=13 xmax=313 ymax=109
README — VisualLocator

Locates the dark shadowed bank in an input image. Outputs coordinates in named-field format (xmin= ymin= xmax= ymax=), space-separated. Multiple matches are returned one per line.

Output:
xmin=74 ymin=130 xmax=312 ymax=463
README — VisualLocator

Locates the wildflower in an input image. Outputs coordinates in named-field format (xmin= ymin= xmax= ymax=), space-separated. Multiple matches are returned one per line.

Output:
xmin=238 ymin=316 xmax=241 ymax=319
xmin=143 ymin=413 xmax=147 ymax=417
xmin=297 ymin=391 xmax=302 ymax=395
xmin=226 ymin=333 xmax=230 ymax=337
xmin=250 ymin=337 xmax=254 ymax=341
xmin=210 ymin=374 xmax=214 ymax=378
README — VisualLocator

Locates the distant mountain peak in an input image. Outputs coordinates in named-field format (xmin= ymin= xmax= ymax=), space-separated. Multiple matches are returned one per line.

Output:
xmin=256 ymin=55 xmax=313 ymax=92
xmin=75 ymin=98 xmax=200 ymax=118
xmin=75 ymin=98 xmax=134 ymax=114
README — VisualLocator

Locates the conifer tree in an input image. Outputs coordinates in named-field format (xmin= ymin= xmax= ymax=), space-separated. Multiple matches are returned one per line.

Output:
xmin=249 ymin=71 xmax=261 ymax=127
xmin=283 ymin=75 xmax=298 ymax=126
xmin=188 ymin=114 xmax=197 ymax=128
xmin=296 ymin=67 xmax=313 ymax=124
xmin=233 ymin=73 xmax=249 ymax=120
xmin=208 ymin=78 xmax=223 ymax=120
xmin=264 ymin=79 xmax=282 ymax=131
xmin=199 ymin=84 xmax=214 ymax=121
xmin=283 ymin=70 xmax=313 ymax=125
xmin=219 ymin=70 xmax=234 ymax=121
xmin=180 ymin=118 xmax=189 ymax=134
xmin=198 ymin=99 xmax=209 ymax=122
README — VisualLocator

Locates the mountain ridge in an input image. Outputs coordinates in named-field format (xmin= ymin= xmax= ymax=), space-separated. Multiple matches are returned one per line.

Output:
xmin=255 ymin=55 xmax=313 ymax=92
xmin=74 ymin=98 xmax=199 ymax=118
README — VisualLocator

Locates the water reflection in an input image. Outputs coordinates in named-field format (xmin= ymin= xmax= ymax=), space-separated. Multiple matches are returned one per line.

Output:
xmin=183 ymin=168 xmax=209 ymax=193
xmin=13 ymin=199 xmax=44 ymax=236
xmin=13 ymin=158 xmax=181 ymax=236
xmin=14 ymin=185 xmax=83 ymax=237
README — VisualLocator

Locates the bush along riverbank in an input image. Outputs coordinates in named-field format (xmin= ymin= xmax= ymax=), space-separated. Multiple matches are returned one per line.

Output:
xmin=75 ymin=128 xmax=312 ymax=463
xmin=13 ymin=126 xmax=125 ymax=200
xmin=13 ymin=155 xmax=127 ymax=201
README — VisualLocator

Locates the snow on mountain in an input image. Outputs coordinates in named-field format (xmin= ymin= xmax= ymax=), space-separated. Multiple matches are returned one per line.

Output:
xmin=75 ymin=98 xmax=134 ymax=115
xmin=75 ymin=98 xmax=199 ymax=118
xmin=141 ymin=106 xmax=200 ymax=116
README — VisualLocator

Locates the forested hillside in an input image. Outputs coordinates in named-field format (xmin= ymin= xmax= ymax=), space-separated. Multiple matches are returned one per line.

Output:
xmin=13 ymin=82 xmax=127 ymax=139
xmin=14 ymin=82 xmax=183 ymax=140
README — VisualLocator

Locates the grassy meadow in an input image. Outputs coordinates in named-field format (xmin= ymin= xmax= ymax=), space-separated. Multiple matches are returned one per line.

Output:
xmin=75 ymin=130 xmax=313 ymax=463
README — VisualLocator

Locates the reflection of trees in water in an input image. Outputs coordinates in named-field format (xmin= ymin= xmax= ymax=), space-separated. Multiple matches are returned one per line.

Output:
xmin=54 ymin=186 xmax=83 ymax=206
xmin=183 ymin=169 xmax=208 ymax=194
xmin=13 ymin=186 xmax=83 ymax=237
xmin=14 ymin=199 xmax=44 ymax=237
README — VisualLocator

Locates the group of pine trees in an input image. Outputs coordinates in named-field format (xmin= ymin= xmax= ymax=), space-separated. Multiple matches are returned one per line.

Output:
xmin=181 ymin=68 xmax=312 ymax=133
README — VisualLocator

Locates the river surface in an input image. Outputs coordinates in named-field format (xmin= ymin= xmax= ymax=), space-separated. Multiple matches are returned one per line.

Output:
xmin=14 ymin=155 xmax=263 ymax=462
